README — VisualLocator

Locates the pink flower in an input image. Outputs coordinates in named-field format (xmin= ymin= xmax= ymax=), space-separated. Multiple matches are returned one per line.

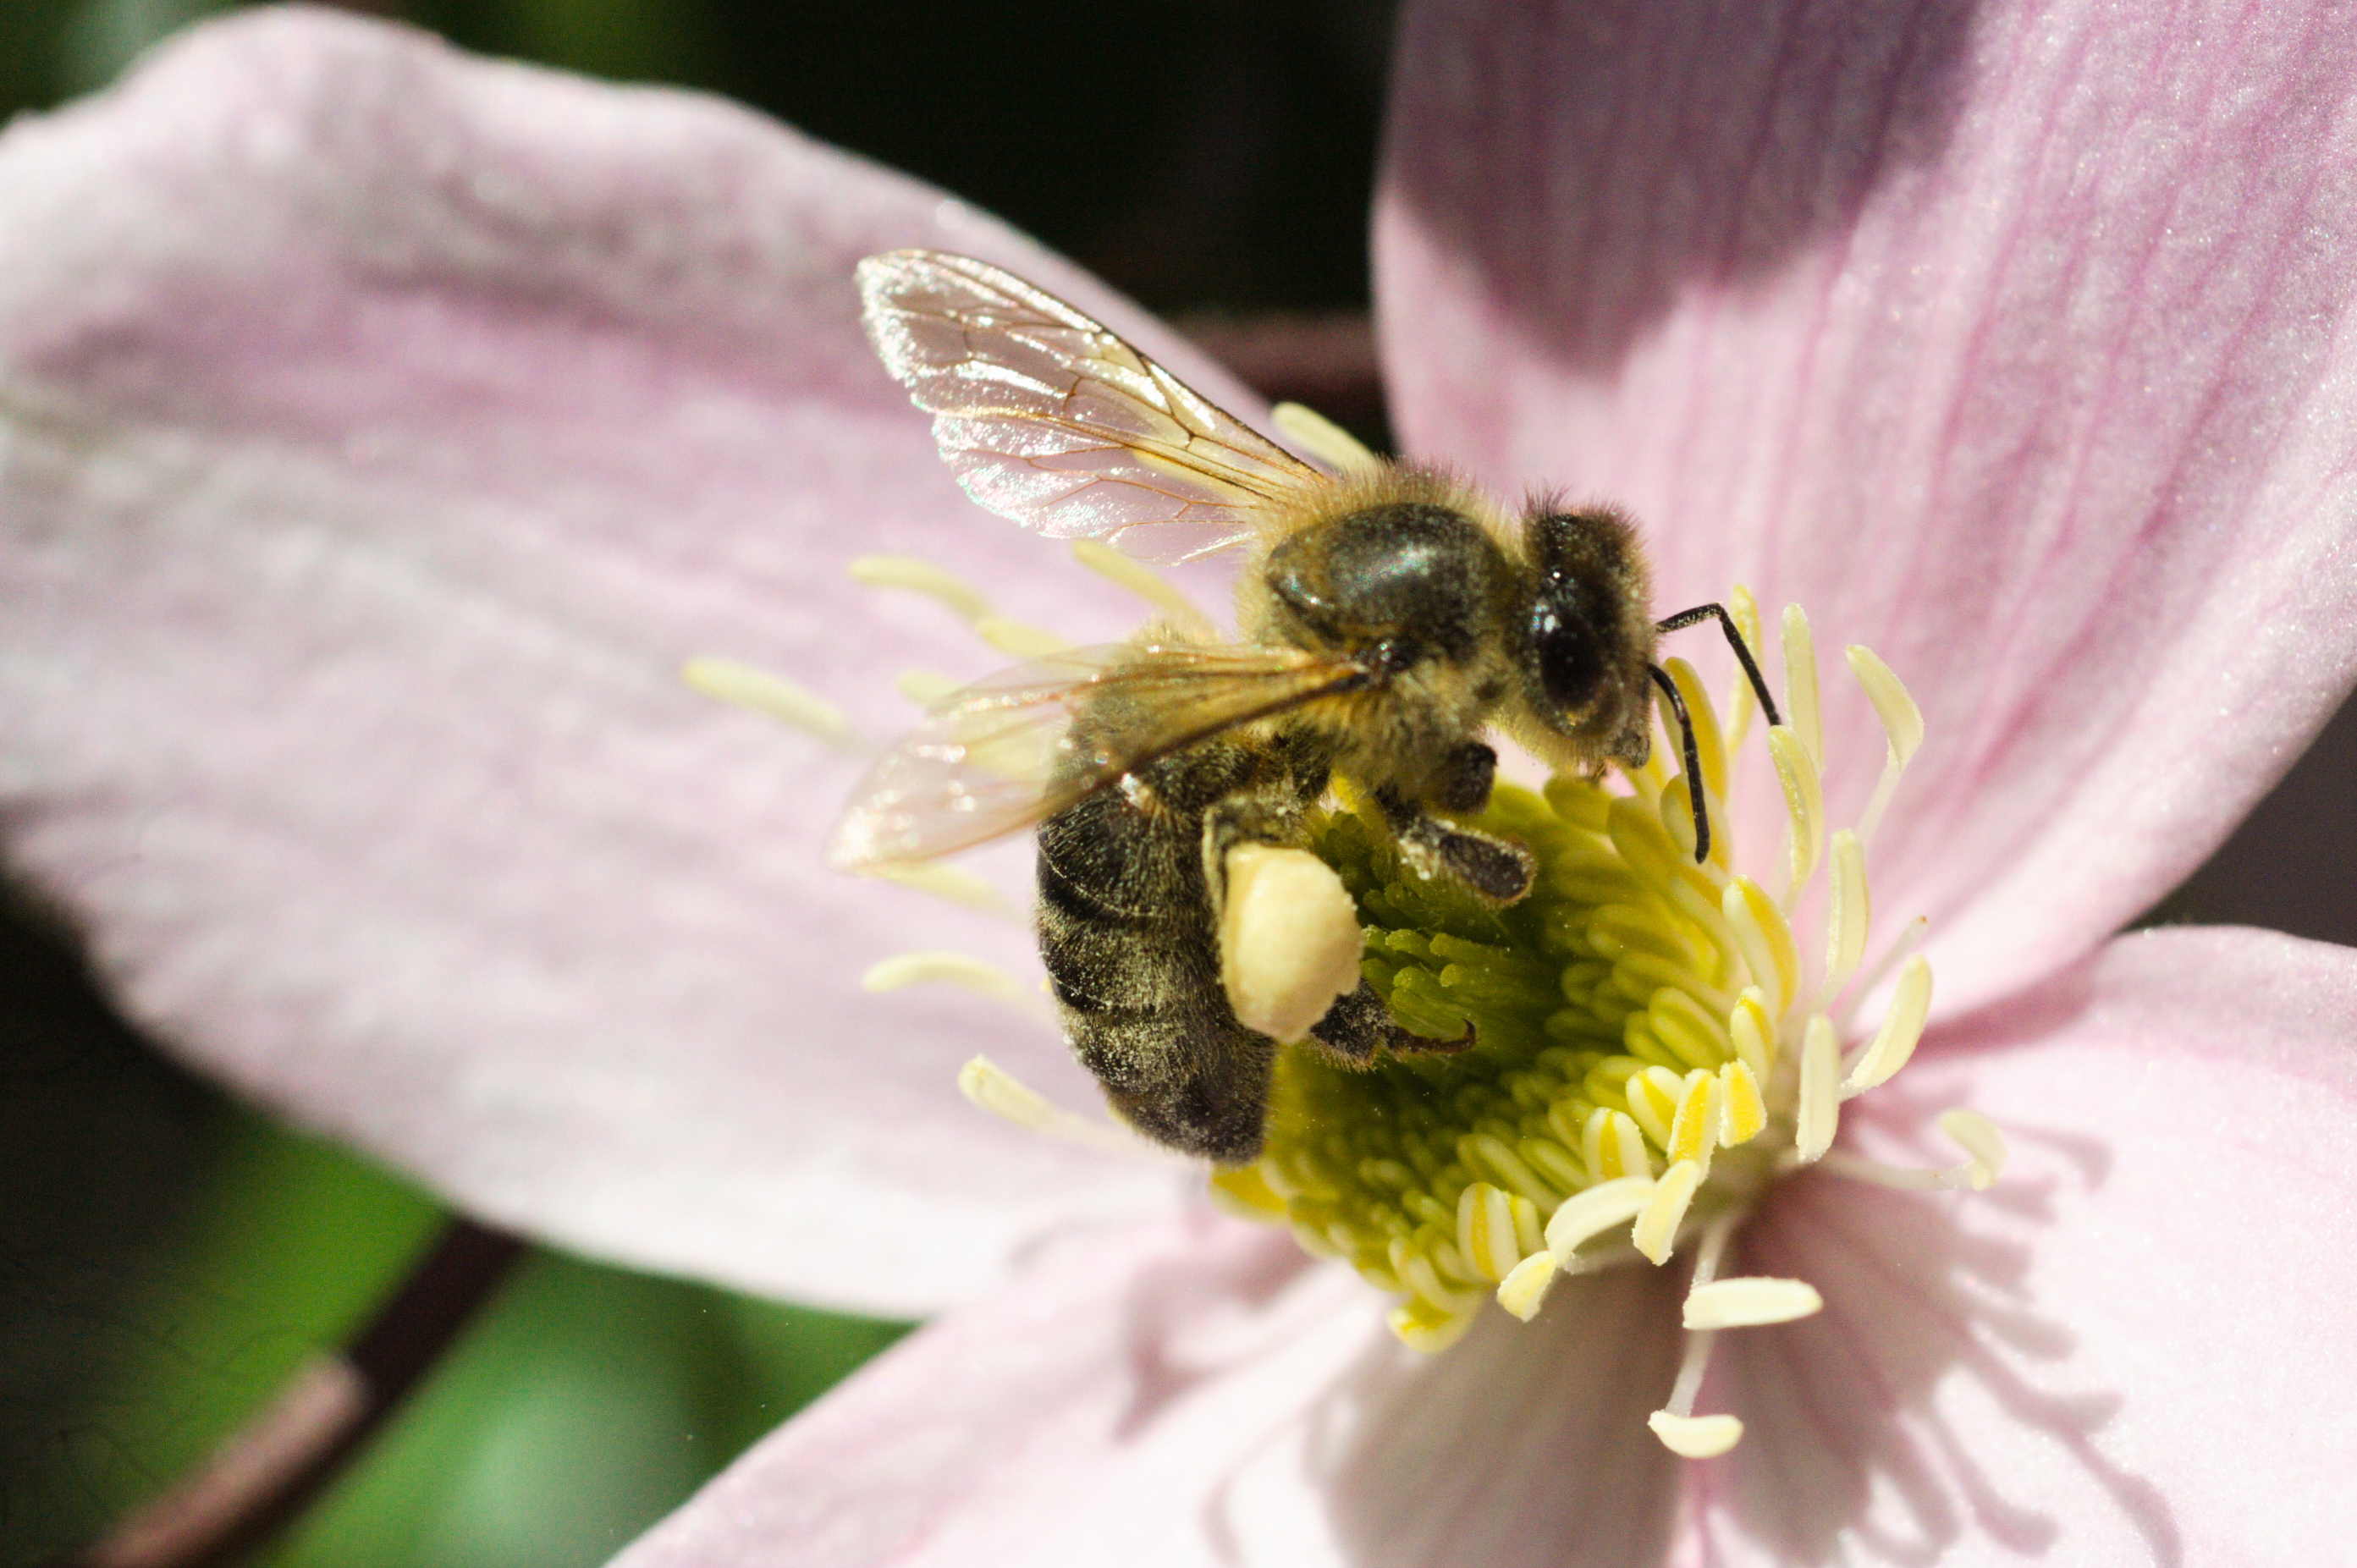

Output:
xmin=6 ymin=3 xmax=2357 ymax=1563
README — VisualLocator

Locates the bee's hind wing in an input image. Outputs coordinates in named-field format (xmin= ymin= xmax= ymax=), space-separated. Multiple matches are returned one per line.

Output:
xmin=828 ymin=642 xmax=1371 ymax=871
xmin=857 ymin=250 xmax=1334 ymax=564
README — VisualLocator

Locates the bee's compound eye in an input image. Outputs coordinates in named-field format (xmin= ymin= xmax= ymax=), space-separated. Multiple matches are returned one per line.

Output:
xmin=1530 ymin=593 xmax=1605 ymax=712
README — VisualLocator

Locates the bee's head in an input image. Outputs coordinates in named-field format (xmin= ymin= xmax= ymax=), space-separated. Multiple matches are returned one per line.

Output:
xmin=1517 ymin=505 xmax=1657 ymax=765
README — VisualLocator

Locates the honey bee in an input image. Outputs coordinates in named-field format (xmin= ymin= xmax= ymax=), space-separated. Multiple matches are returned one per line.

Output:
xmin=830 ymin=250 xmax=1777 ymax=1163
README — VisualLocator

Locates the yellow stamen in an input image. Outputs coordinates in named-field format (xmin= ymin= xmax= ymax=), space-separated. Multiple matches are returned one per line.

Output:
xmin=1683 ymin=1276 xmax=1824 ymax=1330
xmin=1717 ymin=1059 xmax=1767 ymax=1146
xmin=1633 ymin=1158 xmax=1702 ymax=1264
xmin=1766 ymin=725 xmax=1826 ymax=902
xmin=863 ymin=951 xmax=1052 ymax=1025
xmin=956 ymin=1055 xmax=1159 ymax=1157
xmin=680 ymin=657 xmax=858 ymax=750
xmin=1795 ymin=1013 xmax=1842 ymax=1164
xmin=867 ymin=862 xmax=1017 ymax=918
xmin=1069 ymin=539 xmax=1215 ymax=635
xmin=974 ymin=615 xmax=1071 ymax=658
xmin=1847 ymin=643 xmax=1924 ymax=846
xmin=895 ymin=669 xmax=960 ymax=708
xmin=1649 ymin=1411 xmax=1744 ymax=1459
xmin=1843 ymin=955 xmax=1934 ymax=1095
xmin=1723 ymin=584 xmax=1765 ymax=749
xmin=850 ymin=553 xmax=993 ymax=621
xmin=1270 ymin=400 xmax=1383 ymax=476
xmin=1781 ymin=602 xmax=1824 ymax=769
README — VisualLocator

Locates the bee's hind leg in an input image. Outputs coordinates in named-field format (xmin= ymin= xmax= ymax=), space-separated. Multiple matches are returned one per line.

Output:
xmin=1306 ymin=980 xmax=1476 ymax=1065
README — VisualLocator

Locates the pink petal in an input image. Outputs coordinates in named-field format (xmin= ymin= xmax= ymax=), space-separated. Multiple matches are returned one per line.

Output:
xmin=1377 ymin=0 xmax=2357 ymax=1012
xmin=1682 ymin=926 xmax=2357 ymax=1564
xmin=0 ymin=11 xmax=1271 ymax=1312
xmin=615 ymin=1206 xmax=1682 ymax=1568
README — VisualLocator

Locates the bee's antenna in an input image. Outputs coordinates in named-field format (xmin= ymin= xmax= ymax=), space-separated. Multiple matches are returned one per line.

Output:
xmin=1656 ymin=603 xmax=1782 ymax=729
xmin=1646 ymin=664 xmax=1710 ymax=863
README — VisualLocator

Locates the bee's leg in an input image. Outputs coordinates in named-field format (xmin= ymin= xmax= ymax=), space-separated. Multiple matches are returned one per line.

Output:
xmin=1373 ymin=786 xmax=1534 ymax=904
xmin=1435 ymin=740 xmax=1498 ymax=813
xmin=1304 ymin=981 xmax=1476 ymax=1065
xmin=1199 ymin=792 xmax=1308 ymax=920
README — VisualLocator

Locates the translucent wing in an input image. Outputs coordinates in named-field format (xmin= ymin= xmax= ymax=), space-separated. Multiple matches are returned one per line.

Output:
xmin=829 ymin=643 xmax=1371 ymax=869
xmin=857 ymin=250 xmax=1333 ymax=563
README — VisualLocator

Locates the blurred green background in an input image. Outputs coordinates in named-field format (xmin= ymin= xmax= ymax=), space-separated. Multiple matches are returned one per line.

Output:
xmin=0 ymin=1 xmax=1391 ymax=1562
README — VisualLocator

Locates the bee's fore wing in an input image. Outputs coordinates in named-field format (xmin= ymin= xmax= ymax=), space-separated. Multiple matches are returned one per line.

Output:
xmin=827 ymin=643 xmax=1370 ymax=870
xmin=857 ymin=250 xmax=1331 ymax=563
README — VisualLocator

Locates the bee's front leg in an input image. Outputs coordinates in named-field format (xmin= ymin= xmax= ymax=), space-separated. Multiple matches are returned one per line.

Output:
xmin=1373 ymin=780 xmax=1535 ymax=905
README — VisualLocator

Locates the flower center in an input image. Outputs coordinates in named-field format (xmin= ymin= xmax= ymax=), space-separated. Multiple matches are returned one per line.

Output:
xmin=1209 ymin=592 xmax=2003 ymax=1458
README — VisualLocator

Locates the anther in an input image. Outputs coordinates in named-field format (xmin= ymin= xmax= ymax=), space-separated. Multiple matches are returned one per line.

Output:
xmin=1766 ymin=724 xmax=1825 ymax=902
xmin=850 ymin=553 xmax=994 ymax=621
xmin=956 ymin=1055 xmax=1160 ymax=1157
xmin=1545 ymin=1174 xmax=1654 ymax=1263
xmin=1728 ymin=988 xmax=1776 ymax=1081
xmin=1781 ymin=602 xmax=1825 ymax=769
xmin=1794 ymin=1015 xmax=1841 ymax=1163
xmin=895 ymin=669 xmax=959 ymax=708
xmin=1718 ymin=1059 xmax=1767 ymax=1146
xmin=1581 ymin=1109 xmax=1653 ymax=1185
xmin=1842 ymin=955 xmax=1933 ymax=1095
xmin=975 ymin=616 xmax=1071 ymax=658
xmin=1495 ymin=1252 xmax=1559 ymax=1321
xmin=1847 ymin=643 xmax=1924 ymax=847
xmin=680 ymin=657 xmax=859 ymax=750
xmin=1939 ymin=1109 xmax=2007 ymax=1187
xmin=1667 ymin=1070 xmax=1721 ymax=1174
xmin=863 ymin=951 xmax=1055 ymax=1025
xmin=1723 ymin=585 xmax=1765 ymax=748
xmin=1723 ymin=877 xmax=1800 ymax=1019
xmin=1271 ymin=401 xmax=1383 ymax=476
xmin=1649 ymin=1411 xmax=1744 ymax=1459
xmin=1812 ymin=1105 xmax=2006 ymax=1191
xmin=1070 ymin=539 xmax=1215 ymax=635
xmin=868 ymin=862 xmax=1018 ymax=918
xmin=1819 ymin=828 xmax=1871 ymax=1004
xmin=1633 ymin=1158 xmax=1703 ymax=1263
xmin=1682 ymin=1276 xmax=1824 ymax=1330
xmin=1839 ymin=915 xmax=1930 ymax=1033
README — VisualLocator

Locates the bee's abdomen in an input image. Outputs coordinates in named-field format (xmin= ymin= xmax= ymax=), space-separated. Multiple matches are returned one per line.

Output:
xmin=1035 ymin=768 xmax=1271 ymax=1163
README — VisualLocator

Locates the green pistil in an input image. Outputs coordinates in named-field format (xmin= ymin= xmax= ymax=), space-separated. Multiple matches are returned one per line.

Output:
xmin=1228 ymin=775 xmax=1750 ymax=1348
